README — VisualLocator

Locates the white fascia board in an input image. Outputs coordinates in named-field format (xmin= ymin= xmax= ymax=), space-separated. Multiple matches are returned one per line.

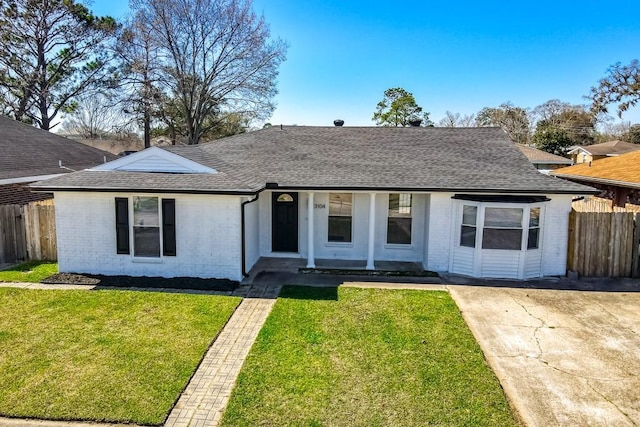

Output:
xmin=90 ymin=146 xmax=216 ymax=174
xmin=567 ymin=147 xmax=592 ymax=155
xmin=0 ymin=173 xmax=67 ymax=185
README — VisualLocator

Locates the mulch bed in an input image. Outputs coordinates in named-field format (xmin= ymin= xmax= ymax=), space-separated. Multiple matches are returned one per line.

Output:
xmin=41 ymin=273 xmax=239 ymax=291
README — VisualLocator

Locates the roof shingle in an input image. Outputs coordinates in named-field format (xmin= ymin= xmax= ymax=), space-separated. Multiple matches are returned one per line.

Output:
xmin=552 ymin=150 xmax=640 ymax=189
xmin=0 ymin=115 xmax=117 ymax=180
xmin=33 ymin=126 xmax=596 ymax=194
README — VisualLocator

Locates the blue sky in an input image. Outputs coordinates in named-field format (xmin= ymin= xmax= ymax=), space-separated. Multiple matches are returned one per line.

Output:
xmin=91 ymin=0 xmax=640 ymax=127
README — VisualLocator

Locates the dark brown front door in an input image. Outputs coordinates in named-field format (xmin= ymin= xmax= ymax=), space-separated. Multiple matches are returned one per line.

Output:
xmin=272 ymin=192 xmax=298 ymax=252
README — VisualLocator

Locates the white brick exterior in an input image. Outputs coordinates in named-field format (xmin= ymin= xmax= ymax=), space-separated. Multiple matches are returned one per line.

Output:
xmin=54 ymin=192 xmax=243 ymax=281
xmin=53 ymin=190 xmax=574 ymax=281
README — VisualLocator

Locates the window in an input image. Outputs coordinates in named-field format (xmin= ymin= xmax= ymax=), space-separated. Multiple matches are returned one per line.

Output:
xmin=133 ymin=196 xmax=161 ymax=257
xmin=328 ymin=193 xmax=352 ymax=242
xmin=387 ymin=194 xmax=412 ymax=244
xmin=115 ymin=197 xmax=176 ymax=257
xmin=460 ymin=205 xmax=477 ymax=247
xmin=482 ymin=208 xmax=523 ymax=250
xmin=527 ymin=207 xmax=540 ymax=249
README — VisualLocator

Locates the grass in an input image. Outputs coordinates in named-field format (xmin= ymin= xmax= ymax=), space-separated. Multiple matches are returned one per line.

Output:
xmin=0 ymin=261 xmax=57 ymax=282
xmin=0 ymin=288 xmax=240 ymax=425
xmin=222 ymin=286 xmax=517 ymax=427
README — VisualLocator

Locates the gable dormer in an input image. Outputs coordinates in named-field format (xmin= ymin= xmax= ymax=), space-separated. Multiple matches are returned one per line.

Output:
xmin=90 ymin=147 xmax=216 ymax=174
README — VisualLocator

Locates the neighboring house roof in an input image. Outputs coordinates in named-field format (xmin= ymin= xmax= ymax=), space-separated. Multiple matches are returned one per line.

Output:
xmin=552 ymin=150 xmax=640 ymax=189
xmin=517 ymin=144 xmax=572 ymax=165
xmin=567 ymin=140 xmax=640 ymax=157
xmin=0 ymin=115 xmax=117 ymax=182
xmin=0 ymin=183 xmax=52 ymax=205
xmin=33 ymin=126 xmax=596 ymax=195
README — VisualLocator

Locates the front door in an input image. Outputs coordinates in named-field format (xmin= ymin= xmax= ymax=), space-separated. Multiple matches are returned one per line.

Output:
xmin=272 ymin=192 xmax=298 ymax=252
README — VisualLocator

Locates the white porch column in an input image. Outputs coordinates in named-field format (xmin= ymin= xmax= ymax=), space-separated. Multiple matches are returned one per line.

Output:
xmin=307 ymin=192 xmax=315 ymax=268
xmin=366 ymin=192 xmax=376 ymax=270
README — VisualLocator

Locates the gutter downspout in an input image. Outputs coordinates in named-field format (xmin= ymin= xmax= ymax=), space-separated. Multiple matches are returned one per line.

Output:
xmin=241 ymin=193 xmax=260 ymax=278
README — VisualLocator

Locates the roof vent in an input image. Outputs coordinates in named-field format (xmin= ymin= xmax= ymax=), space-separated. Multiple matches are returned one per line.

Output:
xmin=409 ymin=119 xmax=422 ymax=127
xmin=333 ymin=119 xmax=344 ymax=127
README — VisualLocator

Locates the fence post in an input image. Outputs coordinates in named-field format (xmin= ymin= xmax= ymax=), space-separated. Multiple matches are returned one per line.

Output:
xmin=632 ymin=213 xmax=640 ymax=278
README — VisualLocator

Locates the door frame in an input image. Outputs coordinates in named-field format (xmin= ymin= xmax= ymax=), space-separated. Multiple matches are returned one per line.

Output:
xmin=271 ymin=192 xmax=299 ymax=253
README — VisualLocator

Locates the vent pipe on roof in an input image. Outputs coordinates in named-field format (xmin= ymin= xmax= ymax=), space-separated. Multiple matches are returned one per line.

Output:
xmin=333 ymin=119 xmax=344 ymax=127
xmin=409 ymin=119 xmax=422 ymax=127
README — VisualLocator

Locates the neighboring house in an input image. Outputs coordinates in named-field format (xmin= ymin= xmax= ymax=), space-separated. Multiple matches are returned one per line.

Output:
xmin=552 ymin=150 xmax=640 ymax=208
xmin=0 ymin=115 xmax=117 ymax=205
xmin=567 ymin=140 xmax=640 ymax=165
xmin=33 ymin=126 xmax=595 ymax=281
xmin=517 ymin=144 xmax=572 ymax=174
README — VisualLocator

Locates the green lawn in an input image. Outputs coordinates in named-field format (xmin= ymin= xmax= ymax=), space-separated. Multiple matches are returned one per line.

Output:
xmin=0 ymin=288 xmax=240 ymax=425
xmin=222 ymin=286 xmax=517 ymax=427
xmin=0 ymin=261 xmax=57 ymax=282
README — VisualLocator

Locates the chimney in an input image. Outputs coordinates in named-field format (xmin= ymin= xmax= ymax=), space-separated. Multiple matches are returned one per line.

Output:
xmin=409 ymin=119 xmax=422 ymax=127
xmin=333 ymin=119 xmax=344 ymax=127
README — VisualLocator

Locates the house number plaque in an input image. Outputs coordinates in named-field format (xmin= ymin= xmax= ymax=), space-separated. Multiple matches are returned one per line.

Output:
xmin=314 ymin=203 xmax=325 ymax=209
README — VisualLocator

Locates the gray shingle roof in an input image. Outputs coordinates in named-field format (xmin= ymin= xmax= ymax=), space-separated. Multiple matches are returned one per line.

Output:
xmin=33 ymin=126 xmax=596 ymax=194
xmin=517 ymin=144 xmax=572 ymax=164
xmin=0 ymin=115 xmax=116 ymax=180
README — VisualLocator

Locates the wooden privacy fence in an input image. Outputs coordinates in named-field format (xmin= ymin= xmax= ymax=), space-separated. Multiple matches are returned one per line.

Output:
xmin=0 ymin=201 xmax=57 ymax=264
xmin=568 ymin=210 xmax=640 ymax=277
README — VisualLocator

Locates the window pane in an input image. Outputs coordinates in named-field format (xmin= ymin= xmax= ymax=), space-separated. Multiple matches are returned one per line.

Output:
xmin=328 ymin=216 xmax=352 ymax=242
xmin=387 ymin=217 xmax=411 ymax=244
xmin=462 ymin=205 xmax=477 ymax=226
xmin=529 ymin=207 xmax=540 ymax=227
xmin=329 ymin=193 xmax=352 ymax=216
xmin=484 ymin=208 xmax=522 ymax=228
xmin=527 ymin=228 xmax=539 ymax=249
xmin=482 ymin=228 xmax=522 ymax=250
xmin=133 ymin=196 xmax=159 ymax=226
xmin=389 ymin=193 xmax=412 ymax=217
xmin=460 ymin=225 xmax=476 ymax=247
xmin=276 ymin=193 xmax=294 ymax=202
xmin=134 ymin=227 xmax=161 ymax=257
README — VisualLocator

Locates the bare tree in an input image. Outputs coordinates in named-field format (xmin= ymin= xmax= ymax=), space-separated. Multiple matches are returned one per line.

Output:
xmin=437 ymin=111 xmax=460 ymax=127
xmin=130 ymin=0 xmax=287 ymax=144
xmin=476 ymin=102 xmax=530 ymax=144
xmin=114 ymin=12 xmax=164 ymax=148
xmin=437 ymin=111 xmax=476 ymax=127
xmin=60 ymin=93 xmax=136 ymax=138
xmin=0 ymin=0 xmax=118 ymax=130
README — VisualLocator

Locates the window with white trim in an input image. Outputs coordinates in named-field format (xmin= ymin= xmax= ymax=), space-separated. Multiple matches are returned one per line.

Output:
xmin=527 ymin=207 xmax=541 ymax=249
xmin=387 ymin=193 xmax=412 ymax=244
xmin=482 ymin=207 xmax=523 ymax=250
xmin=458 ymin=205 xmax=541 ymax=250
xmin=328 ymin=193 xmax=352 ymax=242
xmin=133 ymin=196 xmax=161 ymax=257
xmin=115 ymin=197 xmax=176 ymax=257
xmin=460 ymin=205 xmax=477 ymax=247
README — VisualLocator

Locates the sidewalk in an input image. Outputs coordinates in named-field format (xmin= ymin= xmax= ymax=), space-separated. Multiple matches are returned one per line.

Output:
xmin=164 ymin=296 xmax=277 ymax=427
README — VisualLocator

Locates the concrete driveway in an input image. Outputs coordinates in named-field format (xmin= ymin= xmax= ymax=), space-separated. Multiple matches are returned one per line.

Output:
xmin=449 ymin=285 xmax=640 ymax=427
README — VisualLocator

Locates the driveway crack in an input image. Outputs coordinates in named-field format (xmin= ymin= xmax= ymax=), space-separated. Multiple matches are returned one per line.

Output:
xmin=509 ymin=293 xmax=545 ymax=357
xmin=586 ymin=379 xmax=638 ymax=426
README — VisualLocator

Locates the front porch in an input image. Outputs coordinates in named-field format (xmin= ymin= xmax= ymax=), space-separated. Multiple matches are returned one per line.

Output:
xmin=243 ymin=257 xmax=441 ymax=286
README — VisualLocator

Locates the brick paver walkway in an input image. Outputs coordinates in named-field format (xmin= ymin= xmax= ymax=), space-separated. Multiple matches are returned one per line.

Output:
xmin=164 ymin=289 xmax=279 ymax=427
